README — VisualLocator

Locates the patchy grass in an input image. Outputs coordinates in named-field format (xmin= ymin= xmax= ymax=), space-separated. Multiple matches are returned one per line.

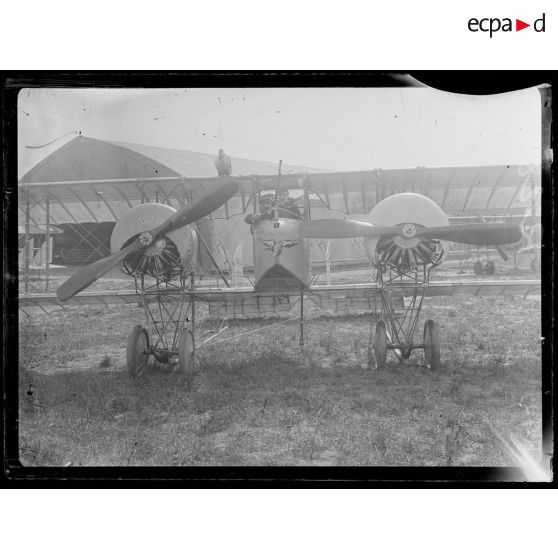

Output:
xmin=18 ymin=293 xmax=542 ymax=468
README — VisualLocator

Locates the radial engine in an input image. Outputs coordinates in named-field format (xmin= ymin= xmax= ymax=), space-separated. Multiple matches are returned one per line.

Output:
xmin=364 ymin=193 xmax=450 ymax=271
xmin=110 ymin=203 xmax=198 ymax=280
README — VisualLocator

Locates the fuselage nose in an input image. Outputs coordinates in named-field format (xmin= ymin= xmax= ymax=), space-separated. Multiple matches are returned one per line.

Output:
xmin=252 ymin=218 xmax=310 ymax=292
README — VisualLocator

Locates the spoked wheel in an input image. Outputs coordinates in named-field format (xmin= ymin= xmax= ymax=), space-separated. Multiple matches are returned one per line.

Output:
xmin=423 ymin=319 xmax=440 ymax=370
xmin=473 ymin=261 xmax=483 ymax=276
xmin=373 ymin=320 xmax=388 ymax=370
xmin=177 ymin=328 xmax=195 ymax=376
xmin=485 ymin=260 xmax=495 ymax=275
xmin=127 ymin=325 xmax=149 ymax=377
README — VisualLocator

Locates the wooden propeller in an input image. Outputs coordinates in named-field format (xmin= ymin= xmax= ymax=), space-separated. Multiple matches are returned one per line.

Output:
xmin=300 ymin=219 xmax=522 ymax=246
xmin=56 ymin=179 xmax=240 ymax=301
xmin=299 ymin=219 xmax=399 ymax=239
xmin=416 ymin=223 xmax=523 ymax=245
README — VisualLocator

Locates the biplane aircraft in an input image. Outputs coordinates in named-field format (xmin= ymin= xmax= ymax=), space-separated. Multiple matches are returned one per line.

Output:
xmin=19 ymin=164 xmax=540 ymax=375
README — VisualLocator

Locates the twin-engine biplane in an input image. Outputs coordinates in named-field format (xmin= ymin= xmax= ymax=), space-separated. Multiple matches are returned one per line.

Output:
xmin=23 ymin=164 xmax=537 ymax=376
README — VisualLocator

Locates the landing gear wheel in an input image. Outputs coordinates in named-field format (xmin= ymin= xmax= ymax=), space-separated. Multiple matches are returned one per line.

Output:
xmin=374 ymin=320 xmax=388 ymax=370
xmin=127 ymin=325 xmax=149 ymax=377
xmin=473 ymin=261 xmax=483 ymax=276
xmin=485 ymin=260 xmax=495 ymax=275
xmin=177 ymin=328 xmax=194 ymax=375
xmin=423 ymin=319 xmax=440 ymax=370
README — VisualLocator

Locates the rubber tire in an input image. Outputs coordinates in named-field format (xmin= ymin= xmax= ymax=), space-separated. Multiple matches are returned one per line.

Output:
xmin=473 ymin=261 xmax=483 ymax=276
xmin=177 ymin=328 xmax=194 ymax=375
xmin=127 ymin=325 xmax=149 ymax=377
xmin=423 ymin=319 xmax=440 ymax=370
xmin=485 ymin=260 xmax=495 ymax=275
xmin=374 ymin=320 xmax=388 ymax=370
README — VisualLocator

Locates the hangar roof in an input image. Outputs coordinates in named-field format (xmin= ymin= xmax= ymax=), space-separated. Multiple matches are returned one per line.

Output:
xmin=20 ymin=135 xmax=324 ymax=184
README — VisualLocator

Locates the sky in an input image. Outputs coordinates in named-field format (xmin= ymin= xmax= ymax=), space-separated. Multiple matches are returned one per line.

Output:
xmin=18 ymin=86 xmax=542 ymax=178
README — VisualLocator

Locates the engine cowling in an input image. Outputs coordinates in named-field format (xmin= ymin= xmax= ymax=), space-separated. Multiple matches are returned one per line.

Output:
xmin=110 ymin=203 xmax=198 ymax=279
xmin=364 ymin=193 xmax=450 ymax=271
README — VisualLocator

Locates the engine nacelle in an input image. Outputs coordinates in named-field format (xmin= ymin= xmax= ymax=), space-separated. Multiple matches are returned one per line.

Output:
xmin=110 ymin=203 xmax=198 ymax=279
xmin=364 ymin=193 xmax=450 ymax=271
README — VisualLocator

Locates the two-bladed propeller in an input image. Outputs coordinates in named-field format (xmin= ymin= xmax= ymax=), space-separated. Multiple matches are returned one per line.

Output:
xmin=299 ymin=219 xmax=522 ymax=246
xmin=56 ymin=180 xmax=240 ymax=301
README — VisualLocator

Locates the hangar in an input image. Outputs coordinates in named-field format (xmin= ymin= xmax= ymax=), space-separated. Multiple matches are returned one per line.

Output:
xmin=18 ymin=135 xmax=322 ymax=273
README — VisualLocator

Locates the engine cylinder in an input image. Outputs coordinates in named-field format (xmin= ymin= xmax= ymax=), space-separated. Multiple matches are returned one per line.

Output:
xmin=110 ymin=203 xmax=198 ymax=279
xmin=364 ymin=193 xmax=450 ymax=271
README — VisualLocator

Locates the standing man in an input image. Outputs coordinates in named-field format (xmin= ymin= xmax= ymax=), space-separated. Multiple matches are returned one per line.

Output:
xmin=214 ymin=148 xmax=232 ymax=176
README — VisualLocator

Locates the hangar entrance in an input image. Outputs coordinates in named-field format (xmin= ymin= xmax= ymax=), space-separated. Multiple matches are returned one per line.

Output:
xmin=52 ymin=222 xmax=115 ymax=265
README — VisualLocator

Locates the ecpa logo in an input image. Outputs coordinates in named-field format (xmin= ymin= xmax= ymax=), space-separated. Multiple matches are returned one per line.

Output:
xmin=468 ymin=13 xmax=546 ymax=37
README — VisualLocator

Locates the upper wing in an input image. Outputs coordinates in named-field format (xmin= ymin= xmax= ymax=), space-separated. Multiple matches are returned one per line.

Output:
xmin=20 ymin=164 xmax=539 ymax=226
xmin=283 ymin=164 xmax=539 ymax=215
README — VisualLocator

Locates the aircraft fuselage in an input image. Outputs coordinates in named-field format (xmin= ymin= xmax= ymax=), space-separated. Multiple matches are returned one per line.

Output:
xmin=252 ymin=218 xmax=310 ymax=292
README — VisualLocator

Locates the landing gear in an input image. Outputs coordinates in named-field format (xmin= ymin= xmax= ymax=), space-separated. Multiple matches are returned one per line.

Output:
xmin=373 ymin=320 xmax=388 ymax=369
xmin=371 ymin=261 xmax=443 ymax=370
xmin=473 ymin=261 xmax=483 ymax=276
xmin=178 ymin=328 xmax=194 ymax=375
xmin=423 ymin=319 xmax=440 ymax=370
xmin=124 ymin=274 xmax=197 ymax=377
xmin=127 ymin=325 xmax=149 ymax=377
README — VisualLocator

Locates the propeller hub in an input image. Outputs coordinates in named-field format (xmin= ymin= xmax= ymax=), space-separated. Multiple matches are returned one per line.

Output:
xmin=401 ymin=223 xmax=417 ymax=238
xmin=393 ymin=223 xmax=420 ymax=249
xmin=139 ymin=231 xmax=154 ymax=246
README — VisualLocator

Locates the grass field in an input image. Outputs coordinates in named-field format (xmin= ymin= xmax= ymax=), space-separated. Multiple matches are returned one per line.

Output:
xmin=18 ymin=285 xmax=542 ymax=468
